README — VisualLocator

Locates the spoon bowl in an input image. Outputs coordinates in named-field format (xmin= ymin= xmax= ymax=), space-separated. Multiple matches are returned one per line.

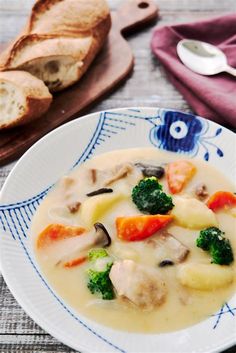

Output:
xmin=177 ymin=39 xmax=236 ymax=76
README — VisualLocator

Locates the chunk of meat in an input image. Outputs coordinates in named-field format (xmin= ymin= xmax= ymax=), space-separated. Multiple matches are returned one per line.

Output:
xmin=195 ymin=183 xmax=208 ymax=201
xmin=67 ymin=201 xmax=81 ymax=213
xmin=146 ymin=232 xmax=189 ymax=263
xmin=105 ymin=163 xmax=133 ymax=186
xmin=89 ymin=163 xmax=136 ymax=187
xmin=60 ymin=176 xmax=81 ymax=212
xmin=90 ymin=169 xmax=97 ymax=184
xmin=60 ymin=176 xmax=75 ymax=190
xmin=104 ymin=163 xmax=134 ymax=186
xmin=109 ymin=260 xmax=166 ymax=310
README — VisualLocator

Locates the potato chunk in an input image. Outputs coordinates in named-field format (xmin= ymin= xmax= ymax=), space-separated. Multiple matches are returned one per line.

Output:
xmin=177 ymin=263 xmax=234 ymax=290
xmin=80 ymin=193 xmax=125 ymax=227
xmin=171 ymin=196 xmax=218 ymax=229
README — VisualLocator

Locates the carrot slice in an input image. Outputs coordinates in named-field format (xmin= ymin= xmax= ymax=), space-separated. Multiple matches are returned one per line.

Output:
xmin=207 ymin=191 xmax=236 ymax=212
xmin=37 ymin=224 xmax=86 ymax=249
xmin=63 ymin=256 xmax=87 ymax=268
xmin=167 ymin=160 xmax=196 ymax=194
xmin=116 ymin=214 xmax=173 ymax=241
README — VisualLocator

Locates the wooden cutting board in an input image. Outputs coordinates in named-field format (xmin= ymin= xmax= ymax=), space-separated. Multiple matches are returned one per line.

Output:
xmin=0 ymin=0 xmax=158 ymax=166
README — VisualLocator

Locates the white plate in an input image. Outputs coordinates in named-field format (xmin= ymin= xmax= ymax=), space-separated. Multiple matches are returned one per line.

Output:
xmin=0 ymin=107 xmax=235 ymax=353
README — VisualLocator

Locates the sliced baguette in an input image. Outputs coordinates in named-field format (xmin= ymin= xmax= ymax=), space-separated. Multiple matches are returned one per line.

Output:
xmin=0 ymin=70 xmax=52 ymax=129
xmin=3 ymin=34 xmax=94 ymax=91
xmin=28 ymin=0 xmax=110 ymax=35
xmin=0 ymin=0 xmax=111 ymax=92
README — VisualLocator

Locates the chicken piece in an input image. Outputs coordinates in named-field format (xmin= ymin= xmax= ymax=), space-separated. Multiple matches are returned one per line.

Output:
xmin=109 ymin=260 xmax=166 ymax=310
xmin=146 ymin=232 xmax=189 ymax=264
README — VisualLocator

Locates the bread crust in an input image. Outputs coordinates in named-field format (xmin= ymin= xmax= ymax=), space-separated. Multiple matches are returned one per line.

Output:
xmin=3 ymin=33 xmax=93 ymax=68
xmin=0 ymin=0 xmax=111 ymax=92
xmin=0 ymin=71 xmax=52 ymax=129
xmin=29 ymin=0 xmax=110 ymax=34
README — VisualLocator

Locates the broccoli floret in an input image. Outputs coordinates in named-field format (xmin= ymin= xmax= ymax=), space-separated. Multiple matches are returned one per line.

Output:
xmin=196 ymin=227 xmax=234 ymax=265
xmin=87 ymin=262 xmax=115 ymax=300
xmin=87 ymin=249 xmax=115 ymax=300
xmin=131 ymin=177 xmax=174 ymax=214
xmin=196 ymin=227 xmax=222 ymax=250
xmin=210 ymin=238 xmax=234 ymax=265
xmin=88 ymin=248 xmax=108 ymax=262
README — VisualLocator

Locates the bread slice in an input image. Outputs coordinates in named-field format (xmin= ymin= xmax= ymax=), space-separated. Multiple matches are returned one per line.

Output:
xmin=0 ymin=71 xmax=52 ymax=129
xmin=3 ymin=34 xmax=95 ymax=91
xmin=0 ymin=0 xmax=111 ymax=92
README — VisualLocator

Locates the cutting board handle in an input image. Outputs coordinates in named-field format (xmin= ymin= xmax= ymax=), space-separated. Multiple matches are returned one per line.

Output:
xmin=115 ymin=0 xmax=159 ymax=34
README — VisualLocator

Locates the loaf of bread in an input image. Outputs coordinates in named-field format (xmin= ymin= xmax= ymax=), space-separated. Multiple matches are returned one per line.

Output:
xmin=0 ymin=0 xmax=111 ymax=92
xmin=0 ymin=71 xmax=52 ymax=129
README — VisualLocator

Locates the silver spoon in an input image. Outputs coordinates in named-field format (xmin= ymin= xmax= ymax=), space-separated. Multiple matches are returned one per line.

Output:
xmin=177 ymin=39 xmax=236 ymax=77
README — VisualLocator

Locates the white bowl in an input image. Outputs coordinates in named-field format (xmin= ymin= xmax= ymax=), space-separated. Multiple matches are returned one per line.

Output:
xmin=0 ymin=107 xmax=235 ymax=353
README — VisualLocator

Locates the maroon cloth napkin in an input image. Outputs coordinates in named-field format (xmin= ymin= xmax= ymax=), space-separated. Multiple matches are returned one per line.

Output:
xmin=151 ymin=14 xmax=236 ymax=127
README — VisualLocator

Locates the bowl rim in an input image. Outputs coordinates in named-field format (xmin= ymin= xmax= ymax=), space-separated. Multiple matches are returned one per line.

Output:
xmin=0 ymin=106 xmax=235 ymax=353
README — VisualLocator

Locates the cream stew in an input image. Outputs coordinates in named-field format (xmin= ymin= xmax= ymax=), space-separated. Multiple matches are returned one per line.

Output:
xmin=31 ymin=148 xmax=236 ymax=333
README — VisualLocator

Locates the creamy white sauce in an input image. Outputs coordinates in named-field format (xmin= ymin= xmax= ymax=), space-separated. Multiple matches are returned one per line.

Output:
xmin=31 ymin=148 xmax=236 ymax=333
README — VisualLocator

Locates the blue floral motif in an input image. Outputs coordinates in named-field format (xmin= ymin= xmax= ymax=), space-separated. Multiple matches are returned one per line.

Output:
xmin=150 ymin=111 xmax=203 ymax=154
xmin=150 ymin=110 xmax=224 ymax=161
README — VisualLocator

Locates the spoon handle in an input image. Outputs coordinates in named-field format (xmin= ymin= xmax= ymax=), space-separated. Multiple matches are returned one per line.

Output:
xmin=225 ymin=65 xmax=236 ymax=77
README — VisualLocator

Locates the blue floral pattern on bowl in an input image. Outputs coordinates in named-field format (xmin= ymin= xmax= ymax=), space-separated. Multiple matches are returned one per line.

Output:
xmin=149 ymin=110 xmax=224 ymax=161
xmin=151 ymin=111 xmax=203 ymax=153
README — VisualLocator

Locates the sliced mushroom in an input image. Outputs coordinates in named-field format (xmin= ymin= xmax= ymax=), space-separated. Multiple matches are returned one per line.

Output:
xmin=135 ymin=163 xmax=165 ymax=179
xmin=87 ymin=188 xmax=113 ymax=197
xmin=158 ymin=260 xmax=174 ymax=268
xmin=94 ymin=222 xmax=111 ymax=247
xmin=146 ymin=231 xmax=189 ymax=264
